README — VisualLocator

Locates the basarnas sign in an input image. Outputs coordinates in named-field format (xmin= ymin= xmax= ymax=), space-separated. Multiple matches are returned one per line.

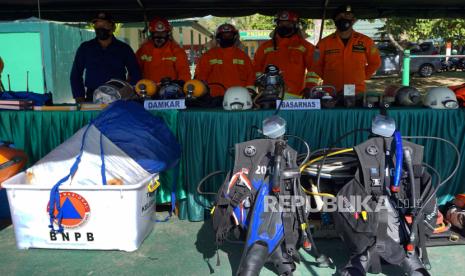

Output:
xmin=276 ymin=99 xmax=321 ymax=110
xmin=144 ymin=99 xmax=186 ymax=110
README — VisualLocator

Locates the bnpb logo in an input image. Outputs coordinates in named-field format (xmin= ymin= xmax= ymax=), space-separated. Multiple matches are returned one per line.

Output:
xmin=47 ymin=192 xmax=91 ymax=229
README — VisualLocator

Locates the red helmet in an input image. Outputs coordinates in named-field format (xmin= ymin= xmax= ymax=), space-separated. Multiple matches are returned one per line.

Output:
xmin=274 ymin=11 xmax=300 ymax=24
xmin=149 ymin=17 xmax=172 ymax=33
xmin=216 ymin=23 xmax=238 ymax=37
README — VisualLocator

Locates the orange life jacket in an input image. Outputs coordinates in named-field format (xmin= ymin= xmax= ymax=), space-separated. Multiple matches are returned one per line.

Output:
xmin=0 ymin=143 xmax=27 ymax=186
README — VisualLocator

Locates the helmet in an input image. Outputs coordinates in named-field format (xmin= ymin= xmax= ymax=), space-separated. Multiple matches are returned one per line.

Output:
xmin=135 ymin=79 xmax=157 ymax=98
xmin=274 ymin=11 xmax=300 ymax=24
xmin=452 ymin=49 xmax=458 ymax=55
xmin=183 ymin=79 xmax=208 ymax=99
xmin=93 ymin=79 xmax=136 ymax=104
xmin=424 ymin=87 xmax=459 ymax=109
xmin=223 ymin=86 xmax=252 ymax=110
xmin=149 ymin=17 xmax=172 ymax=33
xmin=158 ymin=77 xmax=184 ymax=99
xmin=216 ymin=23 xmax=238 ymax=37
xmin=396 ymin=86 xmax=421 ymax=106
xmin=0 ymin=142 xmax=27 ymax=184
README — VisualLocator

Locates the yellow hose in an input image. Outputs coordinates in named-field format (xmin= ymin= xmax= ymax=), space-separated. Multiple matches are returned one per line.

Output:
xmin=301 ymin=185 xmax=335 ymax=198
xmin=300 ymin=148 xmax=354 ymax=173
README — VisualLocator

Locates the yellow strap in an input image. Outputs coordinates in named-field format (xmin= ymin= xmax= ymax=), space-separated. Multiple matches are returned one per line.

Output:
xmin=209 ymin=59 xmax=223 ymax=65
xmin=233 ymin=59 xmax=244 ymax=65
xmin=162 ymin=56 xmax=177 ymax=61
xmin=264 ymin=47 xmax=275 ymax=54
xmin=140 ymin=55 xmax=152 ymax=62
xmin=301 ymin=223 xmax=308 ymax=230
xmin=288 ymin=45 xmax=306 ymax=52
xmin=147 ymin=178 xmax=161 ymax=193
xmin=210 ymin=206 xmax=216 ymax=215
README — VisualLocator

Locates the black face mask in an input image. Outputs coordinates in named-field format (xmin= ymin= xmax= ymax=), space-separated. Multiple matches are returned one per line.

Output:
xmin=152 ymin=36 xmax=168 ymax=48
xmin=219 ymin=38 xmax=235 ymax=48
xmin=335 ymin=18 xmax=353 ymax=32
xmin=95 ymin=28 xmax=111 ymax=40
xmin=276 ymin=26 xmax=296 ymax=38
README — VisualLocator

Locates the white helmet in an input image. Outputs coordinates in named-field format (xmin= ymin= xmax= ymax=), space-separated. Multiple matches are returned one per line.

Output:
xmin=93 ymin=79 xmax=136 ymax=104
xmin=223 ymin=86 xmax=252 ymax=110
xmin=424 ymin=87 xmax=459 ymax=109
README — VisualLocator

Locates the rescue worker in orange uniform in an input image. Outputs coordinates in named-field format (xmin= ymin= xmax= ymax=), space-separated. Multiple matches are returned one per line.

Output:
xmin=136 ymin=17 xmax=191 ymax=83
xmin=253 ymin=11 xmax=318 ymax=98
xmin=195 ymin=23 xmax=255 ymax=97
xmin=0 ymin=56 xmax=4 ymax=91
xmin=312 ymin=5 xmax=381 ymax=94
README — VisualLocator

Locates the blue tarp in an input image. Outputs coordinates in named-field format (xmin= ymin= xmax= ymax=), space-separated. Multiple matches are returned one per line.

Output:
xmin=0 ymin=91 xmax=53 ymax=106
xmin=92 ymin=101 xmax=181 ymax=174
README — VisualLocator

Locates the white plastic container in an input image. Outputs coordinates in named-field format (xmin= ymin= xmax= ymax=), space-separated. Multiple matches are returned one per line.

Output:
xmin=2 ymin=172 xmax=158 ymax=252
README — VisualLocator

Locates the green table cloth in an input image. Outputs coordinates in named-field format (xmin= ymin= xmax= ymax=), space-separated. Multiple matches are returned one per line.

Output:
xmin=2 ymin=108 xmax=465 ymax=221
xmin=178 ymin=108 xmax=465 ymax=221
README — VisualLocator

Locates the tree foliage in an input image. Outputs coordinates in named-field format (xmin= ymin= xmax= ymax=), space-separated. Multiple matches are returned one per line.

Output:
xmin=381 ymin=18 xmax=465 ymax=45
xmin=198 ymin=14 xmax=333 ymax=32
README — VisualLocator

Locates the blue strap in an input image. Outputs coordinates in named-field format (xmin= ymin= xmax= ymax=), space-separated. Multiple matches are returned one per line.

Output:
xmin=155 ymin=161 xmax=179 ymax=223
xmin=100 ymin=132 xmax=107 ymax=185
xmin=49 ymin=124 xmax=91 ymax=233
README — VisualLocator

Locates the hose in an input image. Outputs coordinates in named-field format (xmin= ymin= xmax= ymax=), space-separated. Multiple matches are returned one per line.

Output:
xmin=300 ymin=148 xmax=354 ymax=173
xmin=196 ymin=170 xmax=226 ymax=210
xmin=402 ymin=136 xmax=460 ymax=248
xmin=403 ymin=136 xmax=461 ymax=210
xmin=285 ymin=134 xmax=311 ymax=168
xmin=313 ymin=129 xmax=371 ymax=192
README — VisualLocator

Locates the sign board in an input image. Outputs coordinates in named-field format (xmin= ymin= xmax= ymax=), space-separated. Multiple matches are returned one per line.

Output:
xmin=276 ymin=99 xmax=321 ymax=110
xmin=144 ymin=99 xmax=186 ymax=110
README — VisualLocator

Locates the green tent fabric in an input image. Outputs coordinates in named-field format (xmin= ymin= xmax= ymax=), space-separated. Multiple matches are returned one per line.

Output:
xmin=0 ymin=109 xmax=182 ymax=204
xmin=178 ymin=108 xmax=465 ymax=221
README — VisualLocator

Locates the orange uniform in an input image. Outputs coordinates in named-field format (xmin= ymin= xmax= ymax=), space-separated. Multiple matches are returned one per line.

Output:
xmin=254 ymin=34 xmax=317 ymax=96
xmin=312 ymin=31 xmax=381 ymax=93
xmin=136 ymin=40 xmax=191 ymax=83
xmin=195 ymin=46 xmax=255 ymax=97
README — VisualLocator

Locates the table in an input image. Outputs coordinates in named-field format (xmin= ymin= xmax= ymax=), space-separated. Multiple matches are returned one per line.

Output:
xmin=2 ymin=108 xmax=465 ymax=221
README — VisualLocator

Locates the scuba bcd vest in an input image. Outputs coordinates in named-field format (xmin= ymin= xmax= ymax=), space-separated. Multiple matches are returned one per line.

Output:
xmin=211 ymin=138 xmax=331 ymax=275
xmin=333 ymin=137 xmax=436 ymax=275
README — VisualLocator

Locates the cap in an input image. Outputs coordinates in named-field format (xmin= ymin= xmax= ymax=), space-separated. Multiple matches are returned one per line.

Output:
xmin=332 ymin=5 xmax=354 ymax=20
xmin=92 ymin=12 xmax=115 ymax=24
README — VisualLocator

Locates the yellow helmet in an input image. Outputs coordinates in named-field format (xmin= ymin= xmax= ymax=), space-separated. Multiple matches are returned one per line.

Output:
xmin=135 ymin=79 xmax=157 ymax=98
xmin=183 ymin=79 xmax=208 ymax=99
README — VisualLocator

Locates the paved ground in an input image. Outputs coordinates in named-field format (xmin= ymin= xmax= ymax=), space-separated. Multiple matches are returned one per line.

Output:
xmin=366 ymin=71 xmax=465 ymax=93
xmin=0 ymin=215 xmax=464 ymax=276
